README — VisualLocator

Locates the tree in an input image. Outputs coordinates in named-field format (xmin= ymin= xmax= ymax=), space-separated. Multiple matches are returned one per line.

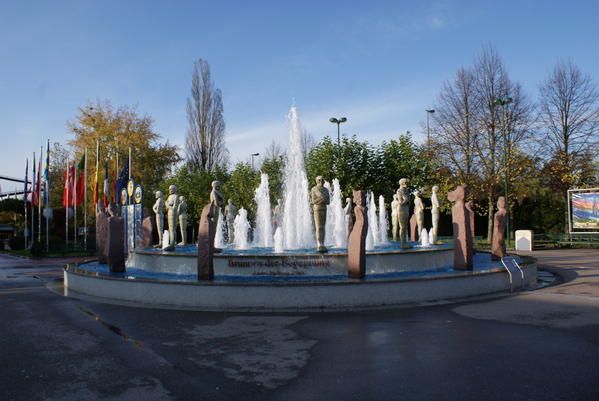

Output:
xmin=538 ymin=60 xmax=599 ymax=231
xmin=185 ymin=59 xmax=228 ymax=172
xmin=224 ymin=162 xmax=260 ymax=222
xmin=432 ymin=66 xmax=480 ymax=188
xmin=68 ymin=100 xmax=180 ymax=213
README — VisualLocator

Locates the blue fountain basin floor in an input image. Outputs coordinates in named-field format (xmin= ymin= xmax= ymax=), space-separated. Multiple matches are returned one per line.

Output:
xmin=138 ymin=241 xmax=453 ymax=257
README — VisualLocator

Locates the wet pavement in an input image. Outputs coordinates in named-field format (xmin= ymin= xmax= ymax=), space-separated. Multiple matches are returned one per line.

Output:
xmin=0 ymin=249 xmax=598 ymax=401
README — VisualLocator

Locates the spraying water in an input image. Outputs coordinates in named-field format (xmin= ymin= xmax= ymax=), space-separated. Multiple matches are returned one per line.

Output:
xmin=421 ymin=228 xmax=430 ymax=247
xmin=254 ymin=173 xmax=274 ymax=248
xmin=214 ymin=210 xmax=226 ymax=248
xmin=330 ymin=179 xmax=347 ymax=248
xmin=378 ymin=195 xmax=388 ymax=244
xmin=365 ymin=192 xmax=374 ymax=251
xmin=368 ymin=192 xmax=380 ymax=245
xmin=324 ymin=181 xmax=334 ymax=246
xmin=281 ymin=106 xmax=315 ymax=249
xmin=273 ymin=227 xmax=284 ymax=253
xmin=233 ymin=208 xmax=251 ymax=249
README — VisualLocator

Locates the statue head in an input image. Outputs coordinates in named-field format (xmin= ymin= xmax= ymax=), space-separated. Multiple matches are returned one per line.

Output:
xmin=414 ymin=190 xmax=420 ymax=197
xmin=315 ymin=176 xmax=324 ymax=187
xmin=180 ymin=196 xmax=185 ymax=203
xmin=399 ymin=178 xmax=408 ymax=188
xmin=277 ymin=198 xmax=282 ymax=206
xmin=432 ymin=185 xmax=439 ymax=193
xmin=108 ymin=202 xmax=118 ymax=217
xmin=98 ymin=202 xmax=106 ymax=213
xmin=393 ymin=194 xmax=399 ymax=201
xmin=353 ymin=190 xmax=366 ymax=207
xmin=211 ymin=180 xmax=221 ymax=190
xmin=346 ymin=197 xmax=352 ymax=205
xmin=447 ymin=185 xmax=467 ymax=203
xmin=497 ymin=196 xmax=506 ymax=209
xmin=168 ymin=185 xmax=176 ymax=195
xmin=228 ymin=199 xmax=233 ymax=205
xmin=155 ymin=190 xmax=163 ymax=199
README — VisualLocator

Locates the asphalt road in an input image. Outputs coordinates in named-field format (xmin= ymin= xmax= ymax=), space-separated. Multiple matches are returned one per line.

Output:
xmin=0 ymin=249 xmax=597 ymax=401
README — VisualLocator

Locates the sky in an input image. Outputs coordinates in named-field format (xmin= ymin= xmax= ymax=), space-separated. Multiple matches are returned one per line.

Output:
xmin=1 ymin=0 xmax=599 ymax=185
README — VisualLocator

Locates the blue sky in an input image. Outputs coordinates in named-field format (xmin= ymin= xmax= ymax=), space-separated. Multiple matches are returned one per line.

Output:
xmin=1 ymin=0 xmax=598 ymax=182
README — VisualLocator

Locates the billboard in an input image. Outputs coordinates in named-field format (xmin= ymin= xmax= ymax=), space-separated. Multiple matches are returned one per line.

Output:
xmin=569 ymin=189 xmax=599 ymax=233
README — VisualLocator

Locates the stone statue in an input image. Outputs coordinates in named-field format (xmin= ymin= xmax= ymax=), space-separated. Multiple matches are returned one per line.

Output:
xmin=414 ymin=190 xmax=425 ymax=240
xmin=396 ymin=178 xmax=410 ymax=248
xmin=310 ymin=176 xmax=330 ymax=253
xmin=210 ymin=180 xmax=224 ymax=210
xmin=273 ymin=199 xmax=283 ymax=231
xmin=348 ymin=190 xmax=367 ymax=279
xmin=431 ymin=185 xmax=440 ymax=244
xmin=165 ymin=185 xmax=179 ymax=251
xmin=491 ymin=196 xmax=507 ymax=261
xmin=197 ymin=202 xmax=217 ymax=280
xmin=410 ymin=213 xmax=418 ymax=242
xmin=152 ymin=191 xmax=164 ymax=247
xmin=466 ymin=200 xmax=476 ymax=254
xmin=447 ymin=185 xmax=473 ymax=270
xmin=105 ymin=203 xmax=125 ymax=273
xmin=95 ymin=202 xmax=109 ymax=264
xmin=140 ymin=208 xmax=154 ymax=248
xmin=178 ymin=196 xmax=188 ymax=245
xmin=344 ymin=197 xmax=354 ymax=239
xmin=391 ymin=194 xmax=399 ymax=241
xmin=224 ymin=199 xmax=237 ymax=243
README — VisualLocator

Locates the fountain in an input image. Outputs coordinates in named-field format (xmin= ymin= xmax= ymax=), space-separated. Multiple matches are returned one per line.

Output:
xmin=378 ymin=195 xmax=388 ymax=244
xmin=281 ymin=106 xmax=314 ymax=250
xmin=254 ymin=173 xmax=274 ymax=248
xmin=65 ymin=105 xmax=538 ymax=311
xmin=233 ymin=208 xmax=251 ymax=250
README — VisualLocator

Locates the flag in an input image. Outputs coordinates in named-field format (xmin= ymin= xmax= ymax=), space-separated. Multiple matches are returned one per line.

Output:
xmin=75 ymin=153 xmax=86 ymax=205
xmin=32 ymin=153 xmax=37 ymax=205
xmin=103 ymin=162 xmax=109 ymax=207
xmin=43 ymin=139 xmax=50 ymax=206
xmin=24 ymin=158 xmax=29 ymax=205
xmin=62 ymin=163 xmax=75 ymax=208
xmin=36 ymin=149 xmax=42 ymax=206
xmin=116 ymin=157 xmax=129 ymax=203
xmin=93 ymin=141 xmax=99 ymax=205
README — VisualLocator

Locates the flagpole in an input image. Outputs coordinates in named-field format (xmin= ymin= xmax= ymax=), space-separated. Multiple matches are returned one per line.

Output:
xmin=38 ymin=145 xmax=42 ymax=244
xmin=74 ymin=159 xmax=77 ymax=247
xmin=116 ymin=150 xmax=119 ymax=203
xmin=128 ymin=147 xmax=132 ymax=181
xmin=65 ymin=159 xmax=69 ymax=248
xmin=95 ymin=140 xmax=99 ymax=213
xmin=84 ymin=147 xmax=88 ymax=251
xmin=24 ymin=158 xmax=28 ymax=249
xmin=31 ymin=152 xmax=35 ymax=247
xmin=45 ymin=139 xmax=50 ymax=253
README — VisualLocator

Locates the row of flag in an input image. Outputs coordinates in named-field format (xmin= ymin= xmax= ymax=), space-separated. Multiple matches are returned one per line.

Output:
xmin=20 ymin=140 xmax=131 ymax=250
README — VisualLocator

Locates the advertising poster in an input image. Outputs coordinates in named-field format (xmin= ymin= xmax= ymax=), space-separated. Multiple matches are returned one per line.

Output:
xmin=571 ymin=191 xmax=599 ymax=230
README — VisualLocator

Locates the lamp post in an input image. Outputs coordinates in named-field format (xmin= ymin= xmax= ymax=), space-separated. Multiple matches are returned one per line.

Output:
xmin=425 ymin=109 xmax=435 ymax=148
xmin=329 ymin=117 xmax=347 ymax=156
xmin=494 ymin=97 xmax=513 ymax=248
xmin=251 ymin=153 xmax=260 ymax=170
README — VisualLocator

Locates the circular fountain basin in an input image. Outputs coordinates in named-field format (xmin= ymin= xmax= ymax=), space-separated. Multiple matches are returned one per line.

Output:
xmin=64 ymin=243 xmax=537 ymax=311
xmin=127 ymin=242 xmax=454 ymax=278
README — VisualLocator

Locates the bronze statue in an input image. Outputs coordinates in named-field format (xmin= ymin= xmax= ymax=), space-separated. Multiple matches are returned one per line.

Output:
xmin=447 ymin=185 xmax=473 ymax=270
xmin=105 ymin=203 xmax=125 ymax=273
xmin=491 ymin=196 xmax=507 ymax=261
xmin=96 ymin=202 xmax=109 ymax=264
xmin=197 ymin=202 xmax=217 ymax=280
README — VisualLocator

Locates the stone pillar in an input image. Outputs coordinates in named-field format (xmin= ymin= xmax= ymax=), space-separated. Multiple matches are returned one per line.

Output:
xmin=348 ymin=190 xmax=367 ymax=279
xmin=105 ymin=204 xmax=125 ymax=273
xmin=410 ymin=213 xmax=418 ymax=242
xmin=447 ymin=186 xmax=473 ymax=270
xmin=140 ymin=208 xmax=154 ymax=248
xmin=466 ymin=200 xmax=476 ymax=254
xmin=197 ymin=202 xmax=217 ymax=281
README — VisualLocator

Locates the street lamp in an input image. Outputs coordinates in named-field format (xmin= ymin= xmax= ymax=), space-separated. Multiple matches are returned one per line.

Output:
xmin=329 ymin=117 xmax=348 ymax=153
xmin=494 ymin=96 xmax=513 ymax=248
xmin=251 ymin=153 xmax=260 ymax=170
xmin=425 ymin=109 xmax=435 ymax=148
